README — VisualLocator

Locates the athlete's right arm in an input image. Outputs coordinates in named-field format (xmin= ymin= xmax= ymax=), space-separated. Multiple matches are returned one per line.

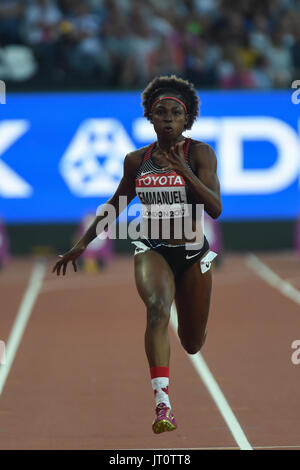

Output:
xmin=52 ymin=151 xmax=142 ymax=276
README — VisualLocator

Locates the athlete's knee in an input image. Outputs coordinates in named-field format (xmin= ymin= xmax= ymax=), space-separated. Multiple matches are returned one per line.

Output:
xmin=146 ymin=296 xmax=170 ymax=329
xmin=182 ymin=342 xmax=202 ymax=355
xmin=180 ymin=330 xmax=207 ymax=355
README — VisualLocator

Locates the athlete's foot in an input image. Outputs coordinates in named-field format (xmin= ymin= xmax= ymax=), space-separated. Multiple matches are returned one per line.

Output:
xmin=152 ymin=403 xmax=177 ymax=434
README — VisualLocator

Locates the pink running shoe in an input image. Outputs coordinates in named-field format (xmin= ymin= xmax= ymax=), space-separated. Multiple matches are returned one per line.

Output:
xmin=152 ymin=403 xmax=177 ymax=434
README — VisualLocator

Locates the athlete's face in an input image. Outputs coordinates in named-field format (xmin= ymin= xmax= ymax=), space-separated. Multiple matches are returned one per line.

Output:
xmin=150 ymin=97 xmax=188 ymax=139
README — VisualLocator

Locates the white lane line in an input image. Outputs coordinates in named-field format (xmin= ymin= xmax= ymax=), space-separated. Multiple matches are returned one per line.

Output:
xmin=136 ymin=445 xmax=300 ymax=450
xmin=254 ymin=445 xmax=300 ymax=449
xmin=132 ymin=446 xmax=240 ymax=450
xmin=246 ymin=254 xmax=300 ymax=305
xmin=170 ymin=304 xmax=253 ymax=451
xmin=134 ymin=444 xmax=300 ymax=450
xmin=0 ymin=260 xmax=47 ymax=396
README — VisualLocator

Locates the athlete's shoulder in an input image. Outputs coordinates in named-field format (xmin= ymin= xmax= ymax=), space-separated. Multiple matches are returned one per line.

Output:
xmin=189 ymin=139 xmax=218 ymax=171
xmin=189 ymin=139 xmax=217 ymax=160
xmin=123 ymin=144 xmax=153 ymax=174
xmin=189 ymin=138 xmax=215 ymax=152
xmin=126 ymin=144 xmax=151 ymax=160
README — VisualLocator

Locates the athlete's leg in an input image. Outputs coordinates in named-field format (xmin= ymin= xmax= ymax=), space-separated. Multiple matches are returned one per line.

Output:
xmin=134 ymin=248 xmax=178 ymax=433
xmin=134 ymin=249 xmax=175 ymax=367
xmin=175 ymin=260 xmax=212 ymax=355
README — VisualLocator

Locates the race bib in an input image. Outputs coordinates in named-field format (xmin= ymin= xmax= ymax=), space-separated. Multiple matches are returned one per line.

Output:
xmin=136 ymin=171 xmax=189 ymax=219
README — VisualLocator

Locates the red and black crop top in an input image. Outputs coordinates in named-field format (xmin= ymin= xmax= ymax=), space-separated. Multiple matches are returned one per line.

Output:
xmin=135 ymin=138 xmax=196 ymax=219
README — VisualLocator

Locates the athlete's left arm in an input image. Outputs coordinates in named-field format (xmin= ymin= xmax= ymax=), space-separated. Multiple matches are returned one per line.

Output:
xmin=169 ymin=142 xmax=222 ymax=219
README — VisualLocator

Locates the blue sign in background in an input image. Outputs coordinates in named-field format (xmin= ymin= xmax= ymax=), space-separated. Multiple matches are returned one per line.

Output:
xmin=0 ymin=90 xmax=299 ymax=223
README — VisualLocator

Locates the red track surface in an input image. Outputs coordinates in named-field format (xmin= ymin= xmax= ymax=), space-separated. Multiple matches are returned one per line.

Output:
xmin=0 ymin=252 xmax=300 ymax=450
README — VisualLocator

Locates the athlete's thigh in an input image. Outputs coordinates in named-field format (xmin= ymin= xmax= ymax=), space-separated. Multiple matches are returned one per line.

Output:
xmin=134 ymin=249 xmax=175 ymax=307
xmin=175 ymin=260 xmax=212 ymax=344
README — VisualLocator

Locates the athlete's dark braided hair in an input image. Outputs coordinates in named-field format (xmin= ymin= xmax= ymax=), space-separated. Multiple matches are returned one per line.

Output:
xmin=142 ymin=75 xmax=200 ymax=130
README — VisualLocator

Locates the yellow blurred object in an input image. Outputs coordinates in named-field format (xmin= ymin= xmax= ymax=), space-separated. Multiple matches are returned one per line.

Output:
xmin=83 ymin=259 xmax=99 ymax=274
xmin=32 ymin=246 xmax=54 ymax=257
xmin=238 ymin=48 xmax=258 ymax=69
xmin=60 ymin=21 xmax=73 ymax=34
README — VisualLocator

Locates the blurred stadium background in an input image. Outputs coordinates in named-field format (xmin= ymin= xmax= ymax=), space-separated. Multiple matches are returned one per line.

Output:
xmin=0 ymin=0 xmax=299 ymax=261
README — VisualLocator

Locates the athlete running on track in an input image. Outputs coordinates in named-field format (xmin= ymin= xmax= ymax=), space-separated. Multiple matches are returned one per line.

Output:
xmin=52 ymin=75 xmax=222 ymax=434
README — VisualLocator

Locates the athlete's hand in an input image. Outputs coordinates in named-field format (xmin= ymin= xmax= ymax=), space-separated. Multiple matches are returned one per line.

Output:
xmin=52 ymin=245 xmax=85 ymax=276
xmin=162 ymin=141 xmax=189 ymax=175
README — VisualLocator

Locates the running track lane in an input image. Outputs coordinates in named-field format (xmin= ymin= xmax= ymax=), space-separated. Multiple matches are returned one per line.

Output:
xmin=0 ymin=253 xmax=299 ymax=449
xmin=203 ymin=253 xmax=300 ymax=449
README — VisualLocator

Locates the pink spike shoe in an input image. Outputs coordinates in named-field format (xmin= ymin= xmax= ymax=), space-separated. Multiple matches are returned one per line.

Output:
xmin=152 ymin=403 xmax=177 ymax=434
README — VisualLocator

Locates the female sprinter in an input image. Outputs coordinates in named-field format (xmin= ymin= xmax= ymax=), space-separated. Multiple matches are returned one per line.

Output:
xmin=52 ymin=75 xmax=222 ymax=434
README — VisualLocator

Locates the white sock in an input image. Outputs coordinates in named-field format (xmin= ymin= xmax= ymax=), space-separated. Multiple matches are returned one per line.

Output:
xmin=151 ymin=376 xmax=171 ymax=408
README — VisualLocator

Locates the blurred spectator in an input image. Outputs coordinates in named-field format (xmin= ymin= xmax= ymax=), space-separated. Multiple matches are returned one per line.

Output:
xmin=102 ymin=12 xmax=132 ymax=86
xmin=192 ymin=0 xmax=221 ymax=16
xmin=0 ymin=1 xmax=24 ymax=45
xmin=237 ymin=34 xmax=259 ymax=70
xmin=58 ymin=0 xmax=79 ymax=16
xmin=184 ymin=37 xmax=219 ymax=87
xmin=252 ymin=54 xmax=274 ymax=89
xmin=118 ymin=1 xmax=160 ymax=87
xmin=219 ymin=56 xmax=256 ymax=89
xmin=291 ymin=28 xmax=300 ymax=77
xmin=24 ymin=0 xmax=62 ymax=45
xmin=249 ymin=14 xmax=272 ymax=53
xmin=148 ymin=35 xmax=184 ymax=79
xmin=60 ymin=1 xmax=110 ymax=84
xmin=264 ymin=32 xmax=293 ymax=87
xmin=149 ymin=0 xmax=189 ymax=18
xmin=23 ymin=0 xmax=62 ymax=80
